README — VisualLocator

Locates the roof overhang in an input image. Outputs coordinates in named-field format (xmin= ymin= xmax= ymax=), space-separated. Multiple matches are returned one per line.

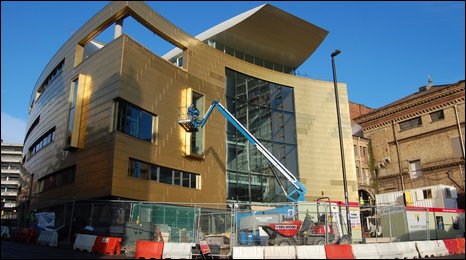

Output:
xmin=163 ymin=4 xmax=328 ymax=68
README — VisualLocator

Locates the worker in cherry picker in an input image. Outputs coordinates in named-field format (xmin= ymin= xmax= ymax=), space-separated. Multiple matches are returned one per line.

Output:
xmin=187 ymin=103 xmax=200 ymax=122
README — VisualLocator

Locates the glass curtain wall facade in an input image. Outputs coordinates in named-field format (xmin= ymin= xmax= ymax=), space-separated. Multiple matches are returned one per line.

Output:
xmin=225 ymin=68 xmax=299 ymax=203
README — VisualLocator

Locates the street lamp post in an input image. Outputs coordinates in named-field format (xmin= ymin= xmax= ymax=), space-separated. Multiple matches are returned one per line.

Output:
xmin=331 ymin=49 xmax=352 ymax=237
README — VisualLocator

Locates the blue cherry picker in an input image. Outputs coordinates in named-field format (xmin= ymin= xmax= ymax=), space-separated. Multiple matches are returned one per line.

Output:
xmin=178 ymin=100 xmax=306 ymax=202
xmin=178 ymin=100 xmax=351 ymax=246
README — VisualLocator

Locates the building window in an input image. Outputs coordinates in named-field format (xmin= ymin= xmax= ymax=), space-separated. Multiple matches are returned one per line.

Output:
xmin=66 ymin=78 xmax=80 ymax=148
xmin=399 ymin=117 xmax=422 ymax=131
xmin=436 ymin=216 xmax=444 ymax=230
xmin=28 ymin=127 xmax=56 ymax=160
xmin=409 ymin=160 xmax=423 ymax=179
xmin=444 ymin=188 xmax=452 ymax=198
xmin=430 ymin=110 xmax=444 ymax=122
xmin=35 ymin=59 xmax=65 ymax=102
xmin=170 ymin=55 xmax=184 ymax=68
xmin=190 ymin=91 xmax=204 ymax=156
xmin=206 ymin=39 xmax=295 ymax=75
xmin=225 ymin=68 xmax=298 ymax=203
xmin=37 ymin=166 xmax=75 ymax=193
xmin=453 ymin=217 xmax=460 ymax=230
xmin=115 ymin=100 xmax=156 ymax=143
xmin=450 ymin=136 xmax=462 ymax=157
xmin=423 ymin=188 xmax=432 ymax=199
xmin=128 ymin=158 xmax=199 ymax=189
xmin=24 ymin=116 xmax=40 ymax=143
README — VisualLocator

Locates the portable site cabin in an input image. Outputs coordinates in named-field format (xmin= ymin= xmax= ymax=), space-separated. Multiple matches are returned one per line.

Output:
xmin=379 ymin=206 xmax=464 ymax=241
xmin=375 ymin=184 xmax=458 ymax=208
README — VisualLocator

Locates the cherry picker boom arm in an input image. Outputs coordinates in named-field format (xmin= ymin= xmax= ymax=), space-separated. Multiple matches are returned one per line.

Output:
xmin=178 ymin=100 xmax=307 ymax=202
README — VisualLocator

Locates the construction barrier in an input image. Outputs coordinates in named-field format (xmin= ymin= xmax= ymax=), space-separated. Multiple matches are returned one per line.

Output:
xmin=351 ymin=243 xmax=380 ymax=259
xmin=375 ymin=243 xmax=402 ymax=259
xmin=73 ymin=233 xmax=97 ymax=253
xmin=457 ymin=238 xmax=465 ymax=254
xmin=232 ymin=246 xmax=264 ymax=259
xmin=14 ymin=228 xmax=39 ymax=244
xmin=1 ymin=226 xmax=10 ymax=239
xmin=443 ymin=239 xmax=459 ymax=255
xmin=264 ymin=245 xmax=296 ymax=259
xmin=415 ymin=241 xmax=436 ymax=258
xmin=134 ymin=240 xmax=164 ymax=259
xmin=162 ymin=242 xmax=195 ymax=259
xmin=433 ymin=240 xmax=449 ymax=256
xmin=36 ymin=230 xmax=58 ymax=247
xmin=92 ymin=236 xmax=122 ymax=255
xmin=324 ymin=244 xmax=354 ymax=259
xmin=295 ymin=245 xmax=326 ymax=259
xmin=394 ymin=241 xmax=418 ymax=259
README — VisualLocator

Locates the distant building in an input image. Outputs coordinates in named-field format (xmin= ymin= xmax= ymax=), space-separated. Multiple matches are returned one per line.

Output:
xmin=354 ymin=79 xmax=465 ymax=209
xmin=349 ymin=102 xmax=375 ymax=206
xmin=1 ymin=140 xmax=23 ymax=219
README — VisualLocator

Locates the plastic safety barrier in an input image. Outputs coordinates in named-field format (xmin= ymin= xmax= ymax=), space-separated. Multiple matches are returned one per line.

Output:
xmin=36 ymin=230 xmax=58 ymax=247
xmin=415 ymin=241 xmax=436 ymax=258
xmin=92 ymin=236 xmax=122 ymax=255
xmin=162 ymin=242 xmax=195 ymax=259
xmin=394 ymin=241 xmax=418 ymax=259
xmin=73 ymin=233 xmax=97 ymax=253
xmin=376 ymin=243 xmax=402 ymax=259
xmin=264 ymin=245 xmax=296 ymax=259
xmin=1 ymin=226 xmax=10 ymax=239
xmin=14 ymin=228 xmax=39 ymax=244
xmin=232 ymin=246 xmax=264 ymax=259
xmin=295 ymin=245 xmax=326 ymax=259
xmin=351 ymin=244 xmax=380 ymax=259
xmin=457 ymin=238 xmax=465 ymax=254
xmin=443 ymin=239 xmax=459 ymax=255
xmin=324 ymin=244 xmax=354 ymax=259
xmin=134 ymin=240 xmax=164 ymax=259
xmin=433 ymin=240 xmax=449 ymax=257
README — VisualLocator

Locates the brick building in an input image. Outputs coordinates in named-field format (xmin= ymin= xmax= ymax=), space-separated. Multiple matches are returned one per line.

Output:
xmin=354 ymin=79 xmax=465 ymax=209
xmin=349 ymin=102 xmax=375 ymax=205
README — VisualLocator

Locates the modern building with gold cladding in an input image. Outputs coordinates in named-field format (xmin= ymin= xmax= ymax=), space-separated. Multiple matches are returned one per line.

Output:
xmin=22 ymin=1 xmax=358 ymax=210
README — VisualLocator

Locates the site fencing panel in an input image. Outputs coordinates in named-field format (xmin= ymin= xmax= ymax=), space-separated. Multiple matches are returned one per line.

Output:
xmin=9 ymin=197 xmax=464 ymax=258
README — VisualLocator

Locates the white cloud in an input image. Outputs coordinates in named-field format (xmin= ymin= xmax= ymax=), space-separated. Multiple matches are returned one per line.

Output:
xmin=1 ymin=112 xmax=26 ymax=144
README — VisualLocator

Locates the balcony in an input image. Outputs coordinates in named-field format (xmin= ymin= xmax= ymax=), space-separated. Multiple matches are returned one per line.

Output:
xmin=3 ymin=201 xmax=17 ymax=208
xmin=1 ymin=191 xmax=18 ymax=196
xmin=1 ymin=169 xmax=21 ymax=174
xmin=1 ymin=179 xmax=20 ymax=186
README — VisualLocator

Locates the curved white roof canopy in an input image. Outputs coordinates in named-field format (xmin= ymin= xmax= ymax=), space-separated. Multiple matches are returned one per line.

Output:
xmin=163 ymin=4 xmax=328 ymax=69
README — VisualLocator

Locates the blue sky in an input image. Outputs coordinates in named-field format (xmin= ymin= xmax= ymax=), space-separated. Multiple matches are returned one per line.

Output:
xmin=1 ymin=1 xmax=464 ymax=144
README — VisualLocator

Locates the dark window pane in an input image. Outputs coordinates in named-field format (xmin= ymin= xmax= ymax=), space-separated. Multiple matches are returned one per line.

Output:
xmin=150 ymin=166 xmax=158 ymax=181
xmin=400 ymin=117 xmax=422 ymax=131
xmin=116 ymin=101 xmax=155 ymax=142
xmin=173 ymin=171 xmax=181 ymax=185
xmin=430 ymin=110 xmax=444 ymax=122
xmin=190 ymin=174 xmax=197 ymax=189
xmin=182 ymin=173 xmax=190 ymax=187
xmin=139 ymin=111 xmax=153 ymax=141
xmin=159 ymin=167 xmax=172 ymax=184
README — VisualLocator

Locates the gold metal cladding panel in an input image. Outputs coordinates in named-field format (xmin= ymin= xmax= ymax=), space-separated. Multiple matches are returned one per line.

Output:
xmin=114 ymin=36 xmax=226 ymax=204
xmin=292 ymin=79 xmax=358 ymax=202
